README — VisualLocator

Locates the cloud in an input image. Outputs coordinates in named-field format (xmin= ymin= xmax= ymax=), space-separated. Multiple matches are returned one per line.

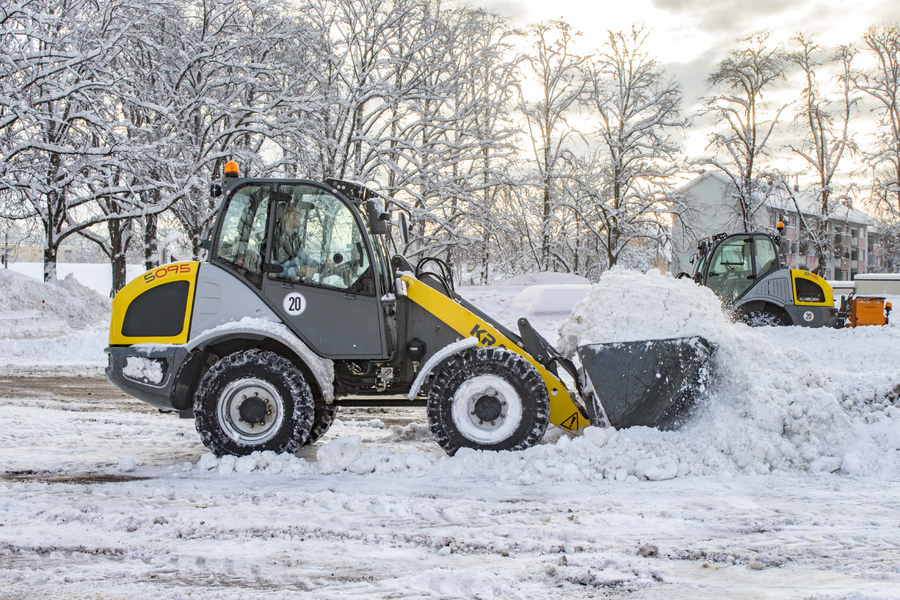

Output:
xmin=474 ymin=0 xmax=532 ymax=22
xmin=666 ymin=47 xmax=724 ymax=108
xmin=652 ymin=0 xmax=805 ymax=34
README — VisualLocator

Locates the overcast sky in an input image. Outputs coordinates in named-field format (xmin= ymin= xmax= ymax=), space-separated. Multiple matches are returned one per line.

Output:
xmin=474 ymin=0 xmax=899 ymax=105
xmin=469 ymin=0 xmax=900 ymax=183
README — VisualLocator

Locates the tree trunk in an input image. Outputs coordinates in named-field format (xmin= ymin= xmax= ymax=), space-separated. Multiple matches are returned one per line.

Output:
xmin=108 ymin=217 xmax=131 ymax=297
xmin=43 ymin=245 xmax=58 ymax=283
xmin=144 ymin=212 xmax=159 ymax=271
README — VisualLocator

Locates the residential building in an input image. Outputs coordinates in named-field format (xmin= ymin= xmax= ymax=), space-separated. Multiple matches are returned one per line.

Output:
xmin=0 ymin=245 xmax=83 ymax=264
xmin=671 ymin=171 xmax=883 ymax=280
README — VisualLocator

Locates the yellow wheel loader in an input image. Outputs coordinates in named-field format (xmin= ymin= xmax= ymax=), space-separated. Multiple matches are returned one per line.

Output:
xmin=105 ymin=162 xmax=714 ymax=457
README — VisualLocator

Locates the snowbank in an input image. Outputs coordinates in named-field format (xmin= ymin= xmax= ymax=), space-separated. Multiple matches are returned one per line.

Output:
xmin=8 ymin=262 xmax=144 ymax=297
xmin=0 ymin=269 xmax=111 ymax=336
xmin=509 ymin=284 xmax=590 ymax=317
xmin=0 ymin=269 xmax=111 ymax=365
xmin=490 ymin=272 xmax=590 ymax=289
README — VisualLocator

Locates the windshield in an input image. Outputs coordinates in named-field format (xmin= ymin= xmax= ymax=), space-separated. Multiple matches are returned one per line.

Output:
xmin=212 ymin=185 xmax=269 ymax=286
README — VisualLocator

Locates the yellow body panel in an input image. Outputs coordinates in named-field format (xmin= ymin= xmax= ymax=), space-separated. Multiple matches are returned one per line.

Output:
xmin=790 ymin=269 xmax=835 ymax=306
xmin=109 ymin=262 xmax=200 ymax=346
xmin=402 ymin=276 xmax=586 ymax=433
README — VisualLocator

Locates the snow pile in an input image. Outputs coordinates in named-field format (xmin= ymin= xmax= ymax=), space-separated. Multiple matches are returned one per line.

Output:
xmin=0 ymin=269 xmax=111 ymax=339
xmin=123 ymin=356 xmax=164 ymax=384
xmin=557 ymin=267 xmax=730 ymax=354
xmin=547 ymin=267 xmax=900 ymax=479
xmin=509 ymin=284 xmax=590 ymax=316
xmin=195 ymin=438 xmax=437 ymax=477
xmin=0 ymin=269 xmax=111 ymax=365
xmin=490 ymin=272 xmax=590 ymax=289
xmin=386 ymin=421 xmax=434 ymax=442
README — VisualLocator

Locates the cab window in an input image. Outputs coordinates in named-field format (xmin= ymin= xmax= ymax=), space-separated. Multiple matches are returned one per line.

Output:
xmin=269 ymin=185 xmax=375 ymax=296
xmin=213 ymin=185 xmax=269 ymax=287
xmin=754 ymin=236 xmax=778 ymax=277
xmin=706 ymin=237 xmax=754 ymax=305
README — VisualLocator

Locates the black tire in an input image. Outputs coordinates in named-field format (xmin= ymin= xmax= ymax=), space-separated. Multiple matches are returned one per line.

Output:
xmin=739 ymin=308 xmax=787 ymax=327
xmin=193 ymin=349 xmax=314 ymax=457
xmin=305 ymin=404 xmax=338 ymax=445
xmin=427 ymin=346 xmax=550 ymax=456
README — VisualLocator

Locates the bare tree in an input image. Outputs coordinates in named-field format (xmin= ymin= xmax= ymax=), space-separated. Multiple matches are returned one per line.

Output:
xmin=0 ymin=0 xmax=162 ymax=282
xmin=699 ymin=32 xmax=788 ymax=231
xmin=157 ymin=0 xmax=325 ymax=259
xmin=517 ymin=20 xmax=587 ymax=271
xmin=855 ymin=23 xmax=900 ymax=214
xmin=785 ymin=34 xmax=856 ymax=275
xmin=577 ymin=26 xmax=685 ymax=268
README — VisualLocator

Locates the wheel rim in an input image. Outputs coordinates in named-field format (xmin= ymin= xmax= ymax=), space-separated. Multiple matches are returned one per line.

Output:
xmin=451 ymin=375 xmax=523 ymax=445
xmin=216 ymin=378 xmax=285 ymax=445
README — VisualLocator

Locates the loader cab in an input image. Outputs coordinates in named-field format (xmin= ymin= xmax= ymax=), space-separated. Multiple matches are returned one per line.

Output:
xmin=694 ymin=233 xmax=781 ymax=307
xmin=209 ymin=174 xmax=394 ymax=359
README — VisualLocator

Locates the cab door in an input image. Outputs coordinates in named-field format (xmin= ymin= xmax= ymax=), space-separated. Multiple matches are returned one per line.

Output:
xmin=260 ymin=183 xmax=387 ymax=359
xmin=704 ymin=236 xmax=756 ymax=306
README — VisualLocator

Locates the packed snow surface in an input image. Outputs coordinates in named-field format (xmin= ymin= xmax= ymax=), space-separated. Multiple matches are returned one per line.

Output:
xmin=1 ymin=265 xmax=900 ymax=598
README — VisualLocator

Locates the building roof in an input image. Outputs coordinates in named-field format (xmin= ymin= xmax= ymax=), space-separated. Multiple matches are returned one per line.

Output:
xmin=679 ymin=171 xmax=876 ymax=227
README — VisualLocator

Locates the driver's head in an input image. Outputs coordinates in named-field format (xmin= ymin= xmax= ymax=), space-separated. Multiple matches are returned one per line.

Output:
xmin=283 ymin=205 xmax=302 ymax=234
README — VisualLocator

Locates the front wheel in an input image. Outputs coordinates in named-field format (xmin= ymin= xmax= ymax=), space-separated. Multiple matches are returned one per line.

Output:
xmin=193 ymin=349 xmax=314 ymax=456
xmin=427 ymin=347 xmax=550 ymax=456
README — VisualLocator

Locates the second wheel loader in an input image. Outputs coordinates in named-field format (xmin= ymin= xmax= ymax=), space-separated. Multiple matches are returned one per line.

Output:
xmin=105 ymin=162 xmax=714 ymax=457
xmin=685 ymin=225 xmax=838 ymax=328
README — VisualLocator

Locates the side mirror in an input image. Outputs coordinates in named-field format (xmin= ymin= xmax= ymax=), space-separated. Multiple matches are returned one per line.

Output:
xmin=210 ymin=183 xmax=222 ymax=198
xmin=366 ymin=200 xmax=389 ymax=235
xmin=398 ymin=211 xmax=409 ymax=245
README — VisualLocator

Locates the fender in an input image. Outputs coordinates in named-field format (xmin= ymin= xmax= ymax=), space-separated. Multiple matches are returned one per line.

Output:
xmin=407 ymin=337 xmax=478 ymax=400
xmin=186 ymin=318 xmax=335 ymax=402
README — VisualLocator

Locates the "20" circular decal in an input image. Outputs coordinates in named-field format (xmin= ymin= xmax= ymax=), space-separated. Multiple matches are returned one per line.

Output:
xmin=283 ymin=292 xmax=307 ymax=316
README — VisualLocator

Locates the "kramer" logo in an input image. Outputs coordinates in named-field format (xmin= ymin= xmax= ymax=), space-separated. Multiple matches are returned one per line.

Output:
xmin=470 ymin=324 xmax=496 ymax=346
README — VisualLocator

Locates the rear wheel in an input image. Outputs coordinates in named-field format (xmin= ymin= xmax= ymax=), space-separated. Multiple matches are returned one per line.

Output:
xmin=739 ymin=308 xmax=787 ymax=327
xmin=193 ymin=349 xmax=314 ymax=456
xmin=305 ymin=404 xmax=338 ymax=445
xmin=427 ymin=347 xmax=549 ymax=456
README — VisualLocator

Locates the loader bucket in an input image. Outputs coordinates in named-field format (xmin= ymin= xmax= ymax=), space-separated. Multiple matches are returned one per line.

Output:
xmin=576 ymin=336 xmax=714 ymax=430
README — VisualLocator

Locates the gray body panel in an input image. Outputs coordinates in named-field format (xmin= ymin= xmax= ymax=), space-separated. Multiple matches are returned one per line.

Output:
xmin=783 ymin=304 xmax=835 ymax=328
xmin=734 ymin=268 xmax=836 ymax=327
xmin=734 ymin=269 xmax=794 ymax=308
xmin=190 ymin=262 xmax=279 ymax=339
xmin=261 ymin=279 xmax=387 ymax=359
xmin=192 ymin=261 xmax=386 ymax=360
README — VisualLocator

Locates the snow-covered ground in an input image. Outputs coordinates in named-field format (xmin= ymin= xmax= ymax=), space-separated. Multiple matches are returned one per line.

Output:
xmin=1 ymin=266 xmax=900 ymax=599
